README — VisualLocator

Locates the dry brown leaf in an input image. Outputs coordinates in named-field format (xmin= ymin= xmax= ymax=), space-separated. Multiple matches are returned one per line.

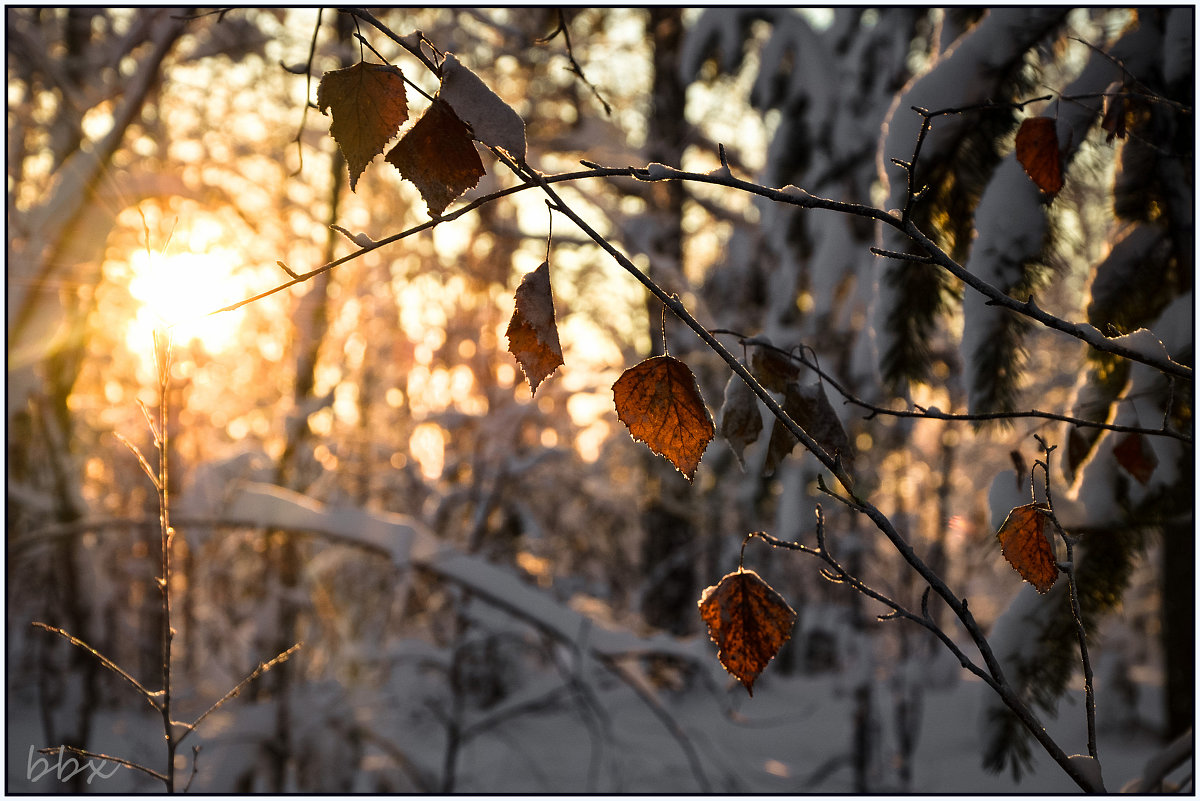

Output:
xmin=612 ymin=356 xmax=714 ymax=480
xmin=750 ymin=345 xmax=800 ymax=393
xmin=718 ymin=373 xmax=762 ymax=470
xmin=996 ymin=503 xmax=1059 ymax=594
xmin=385 ymin=98 xmax=485 ymax=217
xmin=506 ymin=261 xmax=564 ymax=395
xmin=317 ymin=61 xmax=409 ymax=191
xmin=763 ymin=380 xmax=851 ymax=476
xmin=1100 ymin=81 xmax=1128 ymax=143
xmin=698 ymin=568 xmax=797 ymax=696
xmin=1015 ymin=116 xmax=1063 ymax=196
xmin=1113 ymin=432 xmax=1157 ymax=485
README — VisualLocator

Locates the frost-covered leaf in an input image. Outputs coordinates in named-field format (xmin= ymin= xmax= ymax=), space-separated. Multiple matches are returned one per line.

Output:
xmin=385 ymin=98 xmax=484 ymax=217
xmin=1015 ymin=116 xmax=1063 ymax=196
xmin=440 ymin=53 xmax=526 ymax=162
xmin=996 ymin=503 xmax=1058 ymax=594
xmin=1112 ymin=432 xmax=1157 ymax=485
xmin=698 ymin=568 xmax=797 ymax=696
xmin=506 ymin=261 xmax=563 ymax=396
xmin=718 ymin=373 xmax=762 ymax=470
xmin=612 ymin=356 xmax=714 ymax=480
xmin=317 ymin=61 xmax=409 ymax=191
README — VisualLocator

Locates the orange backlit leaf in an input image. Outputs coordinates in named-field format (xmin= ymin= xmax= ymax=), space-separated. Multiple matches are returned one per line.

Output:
xmin=698 ymin=568 xmax=797 ymax=696
xmin=506 ymin=261 xmax=564 ymax=396
xmin=1015 ymin=116 xmax=1063 ymax=196
xmin=996 ymin=503 xmax=1059 ymax=594
xmin=317 ymin=61 xmax=409 ymax=191
xmin=718 ymin=373 xmax=762 ymax=470
xmin=612 ymin=355 xmax=714 ymax=480
xmin=385 ymin=98 xmax=485 ymax=217
xmin=1113 ymin=432 xmax=1157 ymax=485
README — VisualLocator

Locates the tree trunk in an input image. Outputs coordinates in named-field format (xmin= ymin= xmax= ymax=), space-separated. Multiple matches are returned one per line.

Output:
xmin=638 ymin=8 xmax=696 ymax=637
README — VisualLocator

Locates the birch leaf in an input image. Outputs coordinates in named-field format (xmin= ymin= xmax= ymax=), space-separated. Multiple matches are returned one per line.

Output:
xmin=698 ymin=568 xmax=797 ymax=696
xmin=506 ymin=261 xmax=564 ymax=395
xmin=385 ymin=98 xmax=484 ymax=217
xmin=613 ymin=356 xmax=714 ymax=480
xmin=317 ymin=61 xmax=409 ymax=191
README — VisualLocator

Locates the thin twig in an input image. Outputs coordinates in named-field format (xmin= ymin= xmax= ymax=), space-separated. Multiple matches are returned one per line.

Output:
xmin=871 ymin=246 xmax=936 ymax=264
xmin=212 ymin=153 xmax=1191 ymax=382
xmin=112 ymin=432 xmax=161 ymax=491
xmin=914 ymin=95 xmax=1055 ymax=119
xmin=1035 ymin=436 xmax=1099 ymax=763
xmin=342 ymin=8 xmax=441 ymax=75
xmin=707 ymin=329 xmax=1191 ymax=443
xmin=595 ymin=655 xmax=712 ymax=792
xmin=152 ymin=329 xmax=177 ymax=792
xmin=537 ymin=9 xmax=611 ymax=115
xmin=136 ymin=398 xmax=161 ymax=446
xmin=30 ymin=623 xmax=161 ymax=711
xmin=620 ymin=160 xmax=1191 ymax=380
xmin=182 ymin=746 xmax=201 ymax=793
xmin=1068 ymin=36 xmax=1192 ymax=114
xmin=353 ymin=32 xmax=434 ymax=102
xmin=176 ymin=642 xmax=303 ymax=746
xmin=287 ymin=8 xmax=322 ymax=176
xmin=207 ymin=174 xmax=577 ymax=315
xmin=36 ymin=745 xmax=167 ymax=783
xmin=748 ymin=514 xmax=994 ymax=686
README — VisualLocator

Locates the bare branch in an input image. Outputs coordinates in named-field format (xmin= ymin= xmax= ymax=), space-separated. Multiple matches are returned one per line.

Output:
xmin=341 ymin=8 xmax=441 ymax=75
xmin=537 ymin=9 xmax=612 ymax=115
xmin=31 ymin=623 xmax=161 ymax=712
xmin=1036 ymin=439 xmax=1100 ymax=765
xmin=176 ymin=642 xmax=303 ymax=746
xmin=613 ymin=159 xmax=1191 ymax=380
xmin=286 ymin=7 xmax=322 ymax=175
xmin=710 ymin=329 xmax=1191 ymax=443
xmin=36 ymin=745 xmax=167 ymax=784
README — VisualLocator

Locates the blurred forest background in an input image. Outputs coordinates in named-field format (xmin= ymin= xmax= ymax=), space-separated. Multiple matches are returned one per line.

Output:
xmin=6 ymin=7 xmax=1193 ymax=793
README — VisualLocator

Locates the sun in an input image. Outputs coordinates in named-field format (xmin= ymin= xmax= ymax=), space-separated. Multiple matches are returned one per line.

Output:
xmin=124 ymin=225 xmax=248 ymax=359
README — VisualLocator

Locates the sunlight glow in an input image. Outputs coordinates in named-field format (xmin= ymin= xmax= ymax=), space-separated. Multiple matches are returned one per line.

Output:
xmin=410 ymin=423 xmax=446 ymax=480
xmin=125 ymin=245 xmax=246 ymax=357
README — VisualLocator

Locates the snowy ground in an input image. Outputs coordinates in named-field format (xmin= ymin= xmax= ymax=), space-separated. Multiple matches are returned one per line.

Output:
xmin=6 ymin=641 xmax=1180 ymax=794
